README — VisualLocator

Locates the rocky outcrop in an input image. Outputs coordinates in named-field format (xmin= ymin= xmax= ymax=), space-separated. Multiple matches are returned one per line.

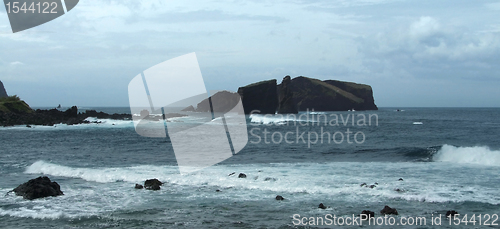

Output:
xmin=0 ymin=81 xmax=7 ymax=98
xmin=0 ymin=95 xmax=137 ymax=126
xmin=360 ymin=210 xmax=375 ymax=219
xmin=195 ymin=91 xmax=240 ymax=113
xmin=144 ymin=179 xmax=163 ymax=190
xmin=238 ymin=173 xmax=247 ymax=178
xmin=277 ymin=76 xmax=298 ymax=114
xmin=288 ymin=76 xmax=377 ymax=111
xmin=380 ymin=205 xmax=398 ymax=215
xmin=237 ymin=80 xmax=278 ymax=114
xmin=12 ymin=176 xmax=63 ymax=200
xmin=318 ymin=203 xmax=327 ymax=209
xmin=275 ymin=195 xmax=284 ymax=200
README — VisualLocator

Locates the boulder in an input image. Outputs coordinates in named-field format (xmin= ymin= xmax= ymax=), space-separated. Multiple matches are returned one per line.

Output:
xmin=144 ymin=179 xmax=163 ymax=190
xmin=0 ymin=80 xmax=7 ymax=98
xmin=360 ymin=210 xmax=375 ymax=220
xmin=275 ymin=195 xmax=284 ymax=201
xmin=135 ymin=184 xmax=144 ymax=189
xmin=238 ymin=173 xmax=247 ymax=178
xmin=277 ymin=76 xmax=298 ymax=114
xmin=446 ymin=210 xmax=458 ymax=218
xmin=318 ymin=203 xmax=327 ymax=209
xmin=12 ymin=176 xmax=64 ymax=200
xmin=360 ymin=183 xmax=367 ymax=187
xmin=237 ymin=79 xmax=278 ymax=114
xmin=380 ymin=205 xmax=398 ymax=215
xmin=398 ymin=178 xmax=404 ymax=181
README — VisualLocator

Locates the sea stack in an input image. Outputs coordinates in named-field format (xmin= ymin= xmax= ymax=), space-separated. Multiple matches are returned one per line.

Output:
xmin=277 ymin=75 xmax=298 ymax=114
xmin=237 ymin=79 xmax=278 ymax=114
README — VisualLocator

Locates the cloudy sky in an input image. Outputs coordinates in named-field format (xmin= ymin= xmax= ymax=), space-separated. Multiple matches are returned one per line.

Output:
xmin=1 ymin=0 xmax=499 ymax=107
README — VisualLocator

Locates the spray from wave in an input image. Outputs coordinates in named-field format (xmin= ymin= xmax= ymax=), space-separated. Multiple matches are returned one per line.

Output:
xmin=433 ymin=144 xmax=500 ymax=166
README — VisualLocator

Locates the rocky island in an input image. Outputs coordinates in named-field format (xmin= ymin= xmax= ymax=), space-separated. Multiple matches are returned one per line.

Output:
xmin=185 ymin=76 xmax=378 ymax=114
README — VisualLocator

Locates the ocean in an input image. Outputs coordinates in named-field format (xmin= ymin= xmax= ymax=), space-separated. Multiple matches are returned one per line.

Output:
xmin=0 ymin=107 xmax=499 ymax=228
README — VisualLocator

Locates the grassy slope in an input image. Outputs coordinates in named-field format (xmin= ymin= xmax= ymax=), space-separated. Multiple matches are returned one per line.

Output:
xmin=0 ymin=95 xmax=33 ymax=113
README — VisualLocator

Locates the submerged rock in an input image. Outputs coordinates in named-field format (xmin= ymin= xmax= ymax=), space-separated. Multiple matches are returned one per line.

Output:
xmin=144 ymin=179 xmax=163 ymax=190
xmin=12 ymin=176 xmax=63 ymax=200
xmin=275 ymin=195 xmax=284 ymax=201
xmin=380 ymin=206 xmax=398 ymax=215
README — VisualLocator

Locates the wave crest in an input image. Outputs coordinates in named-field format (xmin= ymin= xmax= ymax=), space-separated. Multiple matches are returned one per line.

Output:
xmin=433 ymin=144 xmax=500 ymax=166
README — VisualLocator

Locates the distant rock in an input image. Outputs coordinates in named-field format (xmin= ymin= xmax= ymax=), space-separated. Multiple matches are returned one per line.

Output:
xmin=360 ymin=210 xmax=375 ymax=220
xmin=380 ymin=205 xmax=398 ymax=215
xmin=0 ymin=81 xmax=7 ymax=98
xmin=264 ymin=177 xmax=277 ymax=181
xmin=237 ymin=79 xmax=278 ymax=114
xmin=228 ymin=172 xmax=236 ymax=176
xmin=276 ymin=195 xmax=284 ymax=200
xmin=398 ymin=178 xmax=404 ymax=181
xmin=195 ymin=91 xmax=241 ymax=113
xmin=277 ymin=76 xmax=298 ymax=114
xmin=318 ymin=203 xmax=327 ymax=209
xmin=135 ymin=184 xmax=144 ymax=189
xmin=12 ymin=176 xmax=63 ymax=200
xmin=446 ymin=210 xmax=458 ymax=218
xmin=360 ymin=183 xmax=367 ymax=187
xmin=238 ymin=173 xmax=247 ymax=178
xmin=181 ymin=105 xmax=196 ymax=112
xmin=144 ymin=179 xmax=163 ymax=190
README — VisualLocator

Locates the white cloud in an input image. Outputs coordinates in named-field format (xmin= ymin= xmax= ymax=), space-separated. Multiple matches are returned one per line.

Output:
xmin=9 ymin=61 xmax=24 ymax=66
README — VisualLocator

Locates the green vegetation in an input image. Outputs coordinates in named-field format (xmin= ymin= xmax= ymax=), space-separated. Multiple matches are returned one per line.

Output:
xmin=0 ymin=95 xmax=33 ymax=113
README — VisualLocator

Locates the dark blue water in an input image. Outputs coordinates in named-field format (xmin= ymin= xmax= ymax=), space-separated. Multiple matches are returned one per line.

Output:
xmin=0 ymin=108 xmax=499 ymax=228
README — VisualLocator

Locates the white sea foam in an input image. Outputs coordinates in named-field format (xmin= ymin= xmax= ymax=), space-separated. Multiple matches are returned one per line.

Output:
xmin=433 ymin=144 xmax=500 ymax=166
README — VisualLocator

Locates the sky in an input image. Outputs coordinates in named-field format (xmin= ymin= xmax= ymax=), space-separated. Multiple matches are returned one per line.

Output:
xmin=1 ymin=0 xmax=499 ymax=107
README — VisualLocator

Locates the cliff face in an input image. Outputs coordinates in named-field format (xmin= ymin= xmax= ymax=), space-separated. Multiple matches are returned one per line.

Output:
xmin=277 ymin=76 xmax=298 ymax=114
xmin=289 ymin=77 xmax=378 ymax=111
xmin=237 ymin=80 xmax=278 ymax=114
xmin=0 ymin=81 xmax=7 ymax=98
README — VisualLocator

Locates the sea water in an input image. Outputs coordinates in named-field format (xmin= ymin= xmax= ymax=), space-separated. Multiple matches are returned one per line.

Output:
xmin=0 ymin=108 xmax=499 ymax=228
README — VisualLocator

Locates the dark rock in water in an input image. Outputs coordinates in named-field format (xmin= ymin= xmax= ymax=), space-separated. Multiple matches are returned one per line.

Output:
xmin=289 ymin=77 xmax=377 ymax=111
xmin=276 ymin=195 xmax=284 ymax=201
xmin=238 ymin=173 xmax=247 ymax=178
xmin=216 ymin=189 xmax=221 ymax=192
xmin=398 ymin=178 xmax=404 ymax=181
xmin=374 ymin=182 xmax=378 ymax=185
xmin=360 ymin=183 xmax=367 ymax=187
xmin=144 ymin=179 xmax=163 ymax=190
xmin=318 ymin=203 xmax=327 ymax=209
xmin=369 ymin=185 xmax=376 ymax=189
xmin=446 ymin=210 xmax=459 ymax=217
xmin=228 ymin=172 xmax=236 ymax=176
xmin=380 ymin=205 xmax=398 ymax=215
xmin=360 ymin=210 xmax=375 ymax=220
xmin=0 ymin=80 xmax=7 ymax=98
xmin=135 ymin=184 xmax=144 ymax=189
xmin=394 ymin=188 xmax=405 ymax=192
xmin=181 ymin=105 xmax=196 ymax=112
xmin=196 ymin=91 xmax=241 ymax=113
xmin=237 ymin=79 xmax=278 ymax=114
xmin=12 ymin=176 xmax=63 ymax=200
xmin=26 ymin=125 xmax=31 ymax=128
xmin=264 ymin=177 xmax=277 ymax=182
xmin=277 ymin=75 xmax=298 ymax=114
